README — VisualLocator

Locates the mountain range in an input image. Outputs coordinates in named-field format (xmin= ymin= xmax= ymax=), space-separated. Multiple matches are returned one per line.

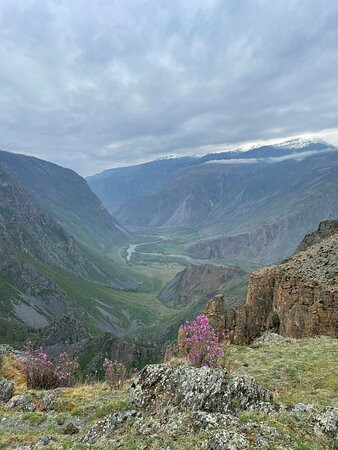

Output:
xmin=88 ymin=138 xmax=338 ymax=263
xmin=0 ymin=150 xmax=142 ymax=351
xmin=0 ymin=137 xmax=337 ymax=370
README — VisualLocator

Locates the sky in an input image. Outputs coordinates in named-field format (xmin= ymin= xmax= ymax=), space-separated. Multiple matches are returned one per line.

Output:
xmin=1 ymin=0 xmax=338 ymax=176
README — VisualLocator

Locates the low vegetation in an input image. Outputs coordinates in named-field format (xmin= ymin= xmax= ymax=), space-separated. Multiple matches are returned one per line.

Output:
xmin=223 ymin=336 xmax=338 ymax=407
xmin=0 ymin=336 xmax=336 ymax=448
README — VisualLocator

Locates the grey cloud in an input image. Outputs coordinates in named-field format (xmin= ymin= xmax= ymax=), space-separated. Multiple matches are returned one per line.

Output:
xmin=204 ymin=148 xmax=336 ymax=165
xmin=0 ymin=0 xmax=338 ymax=175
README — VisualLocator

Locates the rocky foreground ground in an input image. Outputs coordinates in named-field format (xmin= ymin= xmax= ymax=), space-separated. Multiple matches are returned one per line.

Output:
xmin=0 ymin=336 xmax=337 ymax=449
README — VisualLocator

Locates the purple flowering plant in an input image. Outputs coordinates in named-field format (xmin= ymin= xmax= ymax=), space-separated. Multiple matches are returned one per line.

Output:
xmin=102 ymin=358 xmax=126 ymax=390
xmin=19 ymin=343 xmax=79 ymax=389
xmin=182 ymin=315 xmax=224 ymax=368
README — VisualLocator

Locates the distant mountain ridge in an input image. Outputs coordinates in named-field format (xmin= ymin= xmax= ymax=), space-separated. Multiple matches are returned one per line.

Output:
xmin=90 ymin=138 xmax=338 ymax=263
xmin=87 ymin=156 xmax=197 ymax=213
xmin=87 ymin=137 xmax=335 ymax=214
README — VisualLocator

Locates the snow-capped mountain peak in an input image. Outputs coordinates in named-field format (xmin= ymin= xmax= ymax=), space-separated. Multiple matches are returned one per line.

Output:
xmin=274 ymin=136 xmax=330 ymax=150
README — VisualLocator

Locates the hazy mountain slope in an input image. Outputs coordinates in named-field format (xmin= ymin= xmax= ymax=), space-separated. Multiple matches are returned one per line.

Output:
xmin=89 ymin=138 xmax=335 ymax=215
xmin=116 ymin=140 xmax=337 ymax=227
xmin=0 ymin=169 xmax=137 ymax=345
xmin=0 ymin=169 xmax=92 ymax=276
xmin=116 ymin=162 xmax=256 ymax=227
xmin=187 ymin=152 xmax=338 ymax=262
xmin=87 ymin=157 xmax=196 ymax=213
xmin=160 ymin=263 xmax=247 ymax=307
xmin=0 ymin=149 xmax=128 ymax=250
xmin=115 ymin=141 xmax=338 ymax=263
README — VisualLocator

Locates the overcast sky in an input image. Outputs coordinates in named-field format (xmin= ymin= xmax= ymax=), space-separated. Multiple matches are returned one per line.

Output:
xmin=1 ymin=0 xmax=338 ymax=176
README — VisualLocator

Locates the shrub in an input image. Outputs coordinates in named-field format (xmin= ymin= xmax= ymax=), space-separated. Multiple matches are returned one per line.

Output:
xmin=103 ymin=358 xmax=126 ymax=390
xmin=19 ymin=345 xmax=79 ymax=389
xmin=182 ymin=315 xmax=224 ymax=368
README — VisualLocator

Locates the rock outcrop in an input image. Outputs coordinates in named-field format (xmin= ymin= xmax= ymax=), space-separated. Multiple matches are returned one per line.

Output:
xmin=295 ymin=219 xmax=338 ymax=254
xmin=130 ymin=364 xmax=275 ymax=414
xmin=160 ymin=264 xmax=247 ymax=308
xmin=203 ymin=220 xmax=338 ymax=344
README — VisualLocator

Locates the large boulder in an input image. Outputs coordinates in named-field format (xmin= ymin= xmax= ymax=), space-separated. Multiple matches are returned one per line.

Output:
xmin=130 ymin=364 xmax=275 ymax=414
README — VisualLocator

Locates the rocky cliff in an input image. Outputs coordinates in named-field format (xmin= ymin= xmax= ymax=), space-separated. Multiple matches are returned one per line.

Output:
xmin=160 ymin=264 xmax=247 ymax=308
xmin=204 ymin=220 xmax=338 ymax=343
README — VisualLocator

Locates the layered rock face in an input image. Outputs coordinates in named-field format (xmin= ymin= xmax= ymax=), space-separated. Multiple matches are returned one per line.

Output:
xmin=204 ymin=220 xmax=338 ymax=343
xmin=160 ymin=264 xmax=247 ymax=307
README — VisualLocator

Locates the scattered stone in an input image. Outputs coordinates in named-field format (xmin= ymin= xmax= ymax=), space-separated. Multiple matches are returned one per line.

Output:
xmin=264 ymin=425 xmax=280 ymax=436
xmin=255 ymin=436 xmax=269 ymax=448
xmin=290 ymin=403 xmax=315 ymax=414
xmin=83 ymin=410 xmax=136 ymax=444
xmin=1 ymin=416 xmax=32 ymax=430
xmin=7 ymin=395 xmax=36 ymax=412
xmin=0 ymin=378 xmax=14 ymax=403
xmin=251 ymin=332 xmax=288 ymax=348
xmin=312 ymin=406 xmax=338 ymax=439
xmin=208 ymin=430 xmax=249 ymax=449
xmin=35 ymin=436 xmax=54 ymax=447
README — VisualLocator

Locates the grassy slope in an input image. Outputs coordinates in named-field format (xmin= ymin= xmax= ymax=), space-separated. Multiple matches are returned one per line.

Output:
xmin=0 ymin=337 xmax=336 ymax=449
xmin=1 ymin=220 xmax=252 ymax=352
xmin=225 ymin=337 xmax=338 ymax=407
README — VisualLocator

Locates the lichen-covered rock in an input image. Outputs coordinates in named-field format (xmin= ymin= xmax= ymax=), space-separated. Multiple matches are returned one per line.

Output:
xmin=208 ymin=430 xmax=249 ymax=449
xmin=6 ymin=395 xmax=36 ymax=412
xmin=312 ymin=406 xmax=338 ymax=439
xmin=130 ymin=364 xmax=275 ymax=414
xmin=82 ymin=410 xmax=136 ymax=444
xmin=136 ymin=407 xmax=190 ymax=436
xmin=0 ymin=378 xmax=14 ymax=403
xmin=191 ymin=411 xmax=239 ymax=431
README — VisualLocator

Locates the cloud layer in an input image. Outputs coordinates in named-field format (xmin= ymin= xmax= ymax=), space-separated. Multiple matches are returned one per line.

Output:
xmin=1 ymin=0 xmax=338 ymax=175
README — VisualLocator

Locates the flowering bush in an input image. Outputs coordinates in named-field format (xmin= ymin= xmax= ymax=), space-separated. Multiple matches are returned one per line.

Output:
xmin=182 ymin=315 xmax=224 ymax=368
xmin=103 ymin=358 xmax=126 ymax=390
xmin=19 ymin=344 xmax=79 ymax=389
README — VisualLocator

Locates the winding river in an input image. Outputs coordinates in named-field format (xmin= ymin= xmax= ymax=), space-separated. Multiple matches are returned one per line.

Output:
xmin=125 ymin=239 xmax=223 ymax=266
